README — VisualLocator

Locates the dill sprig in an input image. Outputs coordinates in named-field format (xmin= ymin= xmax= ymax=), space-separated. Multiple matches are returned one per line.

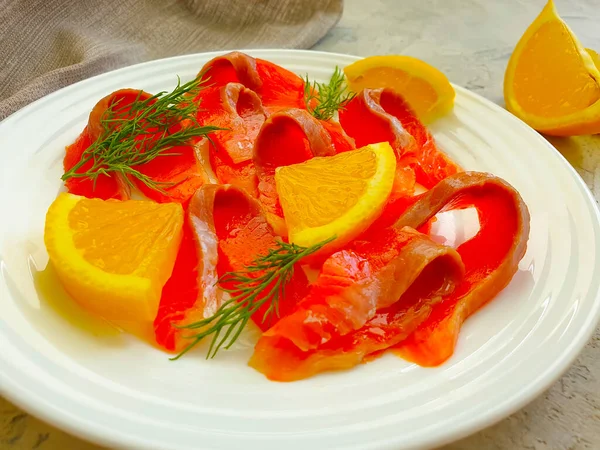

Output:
xmin=62 ymin=76 xmax=222 ymax=193
xmin=304 ymin=66 xmax=356 ymax=121
xmin=171 ymin=236 xmax=335 ymax=360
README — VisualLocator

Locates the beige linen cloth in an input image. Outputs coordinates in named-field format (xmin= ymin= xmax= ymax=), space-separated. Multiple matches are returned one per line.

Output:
xmin=0 ymin=0 xmax=343 ymax=121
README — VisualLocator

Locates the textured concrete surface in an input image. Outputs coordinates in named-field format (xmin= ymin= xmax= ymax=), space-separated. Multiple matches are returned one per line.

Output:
xmin=2 ymin=0 xmax=600 ymax=448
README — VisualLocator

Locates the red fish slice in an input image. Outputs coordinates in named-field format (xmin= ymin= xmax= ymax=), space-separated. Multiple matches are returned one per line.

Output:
xmin=320 ymin=120 xmax=356 ymax=153
xmin=194 ymin=83 xmax=268 ymax=197
xmin=132 ymin=143 xmax=209 ymax=205
xmin=255 ymin=58 xmax=306 ymax=112
xmin=340 ymin=88 xmax=416 ymax=152
xmin=393 ymin=171 xmax=530 ymax=365
xmin=188 ymin=184 xmax=311 ymax=326
xmin=100 ymin=90 xmax=209 ymax=205
xmin=154 ymin=185 xmax=311 ymax=352
xmin=63 ymin=125 xmax=129 ymax=200
xmin=64 ymin=89 xmax=207 ymax=204
xmin=199 ymin=51 xmax=306 ymax=113
xmin=63 ymin=89 xmax=155 ymax=200
xmin=87 ymin=89 xmax=154 ymax=141
xmin=253 ymin=108 xmax=337 ymax=230
xmin=250 ymin=226 xmax=464 ymax=381
xmin=380 ymin=89 xmax=461 ymax=188
xmin=336 ymin=88 xmax=419 ymax=205
xmin=198 ymin=51 xmax=263 ymax=92
xmin=154 ymin=216 xmax=201 ymax=351
xmin=249 ymin=171 xmax=529 ymax=381
xmin=339 ymin=88 xmax=460 ymax=188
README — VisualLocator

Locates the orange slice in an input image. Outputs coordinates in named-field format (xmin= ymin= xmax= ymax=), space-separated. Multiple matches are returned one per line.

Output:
xmin=588 ymin=48 xmax=600 ymax=69
xmin=504 ymin=0 xmax=600 ymax=136
xmin=275 ymin=142 xmax=396 ymax=252
xmin=344 ymin=56 xmax=455 ymax=123
xmin=44 ymin=193 xmax=184 ymax=323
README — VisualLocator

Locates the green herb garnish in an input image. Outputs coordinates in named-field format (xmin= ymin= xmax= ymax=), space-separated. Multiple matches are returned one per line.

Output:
xmin=304 ymin=67 xmax=356 ymax=121
xmin=62 ymin=76 xmax=221 ymax=193
xmin=171 ymin=236 xmax=335 ymax=360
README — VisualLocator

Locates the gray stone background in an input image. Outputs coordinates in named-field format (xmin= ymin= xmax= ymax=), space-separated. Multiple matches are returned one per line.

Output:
xmin=1 ymin=0 xmax=599 ymax=448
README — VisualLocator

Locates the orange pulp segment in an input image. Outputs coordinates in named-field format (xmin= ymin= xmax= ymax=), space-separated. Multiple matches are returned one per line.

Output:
xmin=275 ymin=142 xmax=396 ymax=253
xmin=44 ymin=193 xmax=183 ymax=323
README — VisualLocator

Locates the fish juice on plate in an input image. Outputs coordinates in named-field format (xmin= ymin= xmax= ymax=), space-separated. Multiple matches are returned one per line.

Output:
xmin=43 ymin=51 xmax=530 ymax=381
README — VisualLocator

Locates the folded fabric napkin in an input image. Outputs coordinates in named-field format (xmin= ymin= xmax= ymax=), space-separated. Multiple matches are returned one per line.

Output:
xmin=0 ymin=0 xmax=343 ymax=120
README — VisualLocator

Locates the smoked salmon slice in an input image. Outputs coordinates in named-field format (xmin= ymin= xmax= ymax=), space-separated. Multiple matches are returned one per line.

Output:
xmin=86 ymin=89 xmax=154 ymax=142
xmin=194 ymin=83 xmax=268 ymax=197
xmin=154 ymin=216 xmax=201 ymax=351
xmin=188 ymin=184 xmax=311 ymax=326
xmin=199 ymin=51 xmax=306 ymax=113
xmin=64 ymin=88 xmax=208 ymax=204
xmin=393 ymin=171 xmax=530 ymax=365
xmin=339 ymin=88 xmax=461 ymax=188
xmin=320 ymin=120 xmax=356 ymax=153
xmin=250 ymin=171 xmax=529 ymax=380
xmin=132 ymin=143 xmax=209 ymax=205
xmin=249 ymin=226 xmax=464 ymax=381
xmin=63 ymin=125 xmax=129 ymax=200
xmin=253 ymin=108 xmax=337 ymax=225
xmin=63 ymin=89 xmax=154 ymax=200
xmin=154 ymin=185 xmax=311 ymax=352
xmin=339 ymin=88 xmax=416 ymax=152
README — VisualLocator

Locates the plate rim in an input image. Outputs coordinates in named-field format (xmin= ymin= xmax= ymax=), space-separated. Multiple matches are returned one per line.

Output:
xmin=1 ymin=48 xmax=600 ymax=450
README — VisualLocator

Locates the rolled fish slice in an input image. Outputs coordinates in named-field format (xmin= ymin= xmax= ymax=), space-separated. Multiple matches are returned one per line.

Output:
xmin=194 ymin=83 xmax=268 ymax=197
xmin=339 ymin=88 xmax=460 ymax=188
xmin=393 ymin=171 xmax=530 ymax=365
xmin=154 ymin=184 xmax=312 ymax=353
xmin=187 ymin=184 xmax=312 ymax=329
xmin=250 ymin=225 xmax=464 ymax=381
xmin=64 ymin=88 xmax=208 ymax=204
xmin=198 ymin=51 xmax=306 ymax=113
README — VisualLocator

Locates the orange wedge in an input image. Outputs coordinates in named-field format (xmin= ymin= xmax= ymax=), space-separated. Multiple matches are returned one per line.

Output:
xmin=588 ymin=48 xmax=600 ymax=69
xmin=275 ymin=142 xmax=396 ymax=253
xmin=44 ymin=193 xmax=184 ymax=323
xmin=344 ymin=55 xmax=455 ymax=123
xmin=504 ymin=0 xmax=600 ymax=136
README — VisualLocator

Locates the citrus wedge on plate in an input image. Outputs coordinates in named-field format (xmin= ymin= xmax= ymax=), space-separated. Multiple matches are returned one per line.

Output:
xmin=588 ymin=48 xmax=600 ymax=70
xmin=343 ymin=55 xmax=455 ymax=123
xmin=275 ymin=142 xmax=396 ymax=253
xmin=44 ymin=193 xmax=184 ymax=323
xmin=504 ymin=0 xmax=600 ymax=136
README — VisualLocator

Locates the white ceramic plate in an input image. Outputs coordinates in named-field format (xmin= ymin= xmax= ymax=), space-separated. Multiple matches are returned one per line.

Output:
xmin=1 ymin=50 xmax=599 ymax=450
